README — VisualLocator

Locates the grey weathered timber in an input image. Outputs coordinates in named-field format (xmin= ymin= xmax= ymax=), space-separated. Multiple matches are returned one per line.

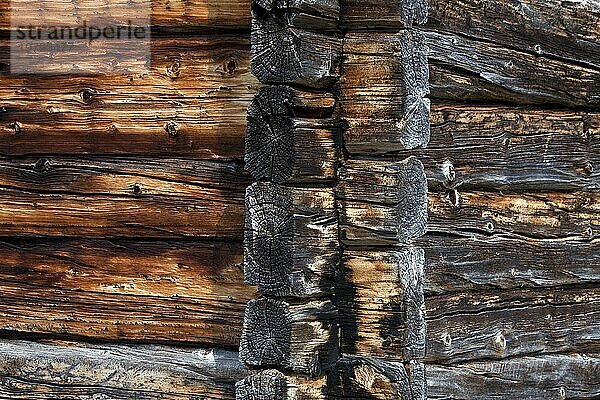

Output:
xmin=251 ymin=1 xmax=342 ymax=88
xmin=340 ymin=0 xmax=428 ymax=29
xmin=426 ymin=30 xmax=600 ymax=108
xmin=338 ymin=158 xmax=428 ymax=245
xmin=427 ymin=353 xmax=600 ymax=399
xmin=245 ymin=86 xmax=340 ymax=183
xmin=244 ymin=182 xmax=338 ymax=297
xmin=427 ymin=190 xmax=599 ymax=240
xmin=330 ymin=356 xmax=426 ymax=399
xmin=341 ymin=31 xmax=430 ymax=153
xmin=425 ymin=286 xmax=600 ymax=364
xmin=390 ymin=106 xmax=600 ymax=191
xmin=236 ymin=370 xmax=328 ymax=400
xmin=427 ymin=0 xmax=600 ymax=70
xmin=0 ymin=340 xmax=248 ymax=399
xmin=239 ymin=298 xmax=339 ymax=376
xmin=418 ymin=234 xmax=600 ymax=294
xmin=337 ymin=248 xmax=426 ymax=360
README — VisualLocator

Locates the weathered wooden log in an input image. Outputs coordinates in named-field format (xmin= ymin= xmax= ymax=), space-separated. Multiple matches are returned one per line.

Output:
xmin=338 ymin=158 xmax=428 ymax=245
xmin=340 ymin=0 xmax=428 ymax=29
xmin=426 ymin=286 xmax=600 ymax=364
xmin=329 ymin=356 xmax=426 ymax=399
xmin=391 ymin=105 xmax=599 ymax=191
xmin=251 ymin=3 xmax=342 ymax=88
xmin=427 ymin=353 xmax=600 ymax=399
xmin=244 ymin=182 xmax=338 ymax=297
xmin=245 ymin=86 xmax=340 ymax=182
xmin=418 ymin=234 xmax=600 ymax=294
xmin=236 ymin=370 xmax=327 ymax=400
xmin=0 ymin=239 xmax=254 ymax=345
xmin=0 ymin=36 xmax=257 ymax=158
xmin=1 ymin=0 xmax=253 ymax=30
xmin=0 ymin=340 xmax=248 ymax=399
xmin=239 ymin=298 xmax=339 ymax=376
xmin=427 ymin=0 xmax=600 ymax=70
xmin=337 ymin=248 xmax=426 ymax=360
xmin=0 ymin=157 xmax=247 ymax=238
xmin=428 ymin=190 xmax=599 ymax=240
xmin=341 ymin=32 xmax=430 ymax=153
xmin=427 ymin=30 xmax=600 ymax=108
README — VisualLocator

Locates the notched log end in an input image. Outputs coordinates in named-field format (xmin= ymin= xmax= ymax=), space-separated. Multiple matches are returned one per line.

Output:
xmin=235 ymin=370 xmax=287 ymax=400
xmin=239 ymin=298 xmax=292 ymax=368
xmin=398 ymin=157 xmax=428 ymax=241
xmin=244 ymin=182 xmax=294 ymax=297
xmin=398 ymin=247 xmax=426 ymax=359
xmin=245 ymin=86 xmax=296 ymax=182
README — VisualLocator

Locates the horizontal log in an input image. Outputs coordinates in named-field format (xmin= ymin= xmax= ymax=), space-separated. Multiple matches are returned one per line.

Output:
xmin=0 ymin=340 xmax=248 ymax=399
xmin=428 ymin=189 xmax=599 ymax=239
xmin=427 ymin=353 xmax=600 ymax=399
xmin=244 ymin=182 xmax=338 ymax=297
xmin=337 ymin=248 xmax=425 ymax=361
xmin=338 ymin=158 xmax=428 ymax=245
xmin=0 ymin=239 xmax=255 ymax=345
xmin=426 ymin=286 xmax=600 ymax=364
xmin=239 ymin=298 xmax=339 ymax=376
xmin=427 ymin=30 xmax=600 ymax=107
xmin=329 ymin=357 xmax=425 ymax=399
xmin=340 ymin=32 xmax=430 ymax=153
xmin=0 ymin=157 xmax=248 ymax=238
xmin=245 ymin=86 xmax=339 ymax=183
xmin=252 ymin=0 xmax=340 ymax=31
xmin=340 ymin=0 xmax=428 ymax=29
xmin=419 ymin=234 xmax=600 ymax=294
xmin=427 ymin=0 xmax=600 ymax=70
xmin=236 ymin=370 xmax=327 ymax=400
xmin=388 ymin=105 xmax=599 ymax=190
xmin=0 ymin=36 xmax=258 ymax=158
xmin=1 ymin=1 xmax=252 ymax=30
xmin=251 ymin=9 xmax=341 ymax=88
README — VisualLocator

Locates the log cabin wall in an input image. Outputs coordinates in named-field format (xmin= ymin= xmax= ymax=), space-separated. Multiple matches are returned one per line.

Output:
xmin=0 ymin=0 xmax=597 ymax=399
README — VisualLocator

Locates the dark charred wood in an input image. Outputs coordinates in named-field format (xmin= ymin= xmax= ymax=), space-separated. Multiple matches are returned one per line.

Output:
xmin=341 ymin=32 xmax=430 ymax=153
xmin=239 ymin=298 xmax=339 ymax=376
xmin=337 ymin=248 xmax=426 ymax=360
xmin=245 ymin=86 xmax=340 ymax=182
xmin=244 ymin=182 xmax=338 ymax=298
xmin=338 ymin=158 xmax=428 ymax=245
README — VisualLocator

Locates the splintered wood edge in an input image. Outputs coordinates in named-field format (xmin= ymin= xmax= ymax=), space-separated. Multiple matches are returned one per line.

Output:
xmin=236 ymin=370 xmax=328 ymax=400
xmin=239 ymin=298 xmax=339 ymax=376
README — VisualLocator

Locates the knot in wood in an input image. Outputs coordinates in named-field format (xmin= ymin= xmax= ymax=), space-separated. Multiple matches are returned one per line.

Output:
xmin=9 ymin=121 xmax=22 ymax=135
xmin=33 ymin=158 xmax=51 ymax=173
xmin=165 ymin=121 xmax=180 ymax=137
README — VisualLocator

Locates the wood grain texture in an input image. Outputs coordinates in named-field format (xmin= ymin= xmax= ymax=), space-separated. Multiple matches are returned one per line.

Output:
xmin=427 ymin=0 xmax=600 ymax=69
xmin=337 ymin=248 xmax=426 ymax=361
xmin=245 ymin=86 xmax=339 ymax=183
xmin=244 ymin=182 xmax=338 ymax=298
xmin=338 ymin=158 xmax=428 ymax=245
xmin=0 ymin=340 xmax=248 ymax=399
xmin=419 ymin=234 xmax=600 ymax=294
xmin=428 ymin=190 xmax=599 ymax=240
xmin=0 ymin=157 xmax=248 ymax=238
xmin=391 ymin=105 xmax=599 ymax=191
xmin=330 ymin=357 xmax=426 ymax=400
xmin=426 ymin=286 xmax=600 ymax=364
xmin=239 ymin=298 xmax=339 ymax=376
xmin=427 ymin=353 xmax=600 ymax=399
xmin=0 ymin=239 xmax=255 ymax=345
xmin=340 ymin=0 xmax=428 ymax=28
xmin=427 ymin=30 xmax=600 ymax=108
xmin=341 ymin=32 xmax=430 ymax=153
xmin=0 ymin=37 xmax=258 ymax=158
xmin=236 ymin=370 xmax=327 ymax=400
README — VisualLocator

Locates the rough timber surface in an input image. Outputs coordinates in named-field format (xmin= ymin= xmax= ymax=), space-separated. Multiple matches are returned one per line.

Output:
xmin=340 ymin=0 xmax=428 ymax=29
xmin=0 ymin=239 xmax=254 ymax=345
xmin=427 ymin=353 xmax=600 ymax=399
xmin=236 ymin=370 xmax=328 ymax=400
xmin=0 ymin=340 xmax=248 ymax=399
